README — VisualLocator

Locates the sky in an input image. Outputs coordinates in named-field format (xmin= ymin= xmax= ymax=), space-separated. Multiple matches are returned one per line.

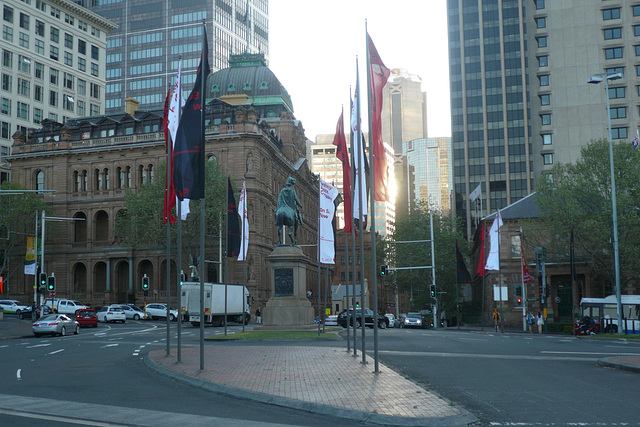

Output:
xmin=268 ymin=0 xmax=451 ymax=141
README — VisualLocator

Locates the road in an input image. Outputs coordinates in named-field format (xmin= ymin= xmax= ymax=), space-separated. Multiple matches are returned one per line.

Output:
xmin=374 ymin=326 xmax=640 ymax=425
xmin=0 ymin=319 xmax=352 ymax=426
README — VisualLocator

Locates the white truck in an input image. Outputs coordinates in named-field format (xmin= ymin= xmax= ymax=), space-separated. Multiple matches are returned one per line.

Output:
xmin=42 ymin=298 xmax=89 ymax=315
xmin=181 ymin=282 xmax=251 ymax=327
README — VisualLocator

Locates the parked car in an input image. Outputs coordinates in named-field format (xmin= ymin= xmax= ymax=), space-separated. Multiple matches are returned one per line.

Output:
xmin=19 ymin=304 xmax=52 ymax=320
xmin=144 ymin=303 xmax=178 ymax=321
xmin=385 ymin=313 xmax=400 ymax=328
xmin=75 ymin=308 xmax=98 ymax=328
xmin=119 ymin=305 xmax=148 ymax=320
xmin=0 ymin=300 xmax=29 ymax=315
xmin=324 ymin=314 xmax=338 ymax=326
xmin=33 ymin=314 xmax=79 ymax=337
xmin=42 ymin=298 xmax=89 ymax=315
xmin=337 ymin=308 xmax=389 ymax=329
xmin=402 ymin=312 xmax=425 ymax=329
xmin=97 ymin=305 xmax=126 ymax=323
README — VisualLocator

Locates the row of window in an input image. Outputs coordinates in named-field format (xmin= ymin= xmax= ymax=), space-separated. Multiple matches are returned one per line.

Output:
xmin=58 ymin=165 xmax=155 ymax=193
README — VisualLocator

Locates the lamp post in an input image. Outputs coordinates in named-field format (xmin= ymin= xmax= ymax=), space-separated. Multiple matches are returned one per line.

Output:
xmin=588 ymin=71 xmax=623 ymax=332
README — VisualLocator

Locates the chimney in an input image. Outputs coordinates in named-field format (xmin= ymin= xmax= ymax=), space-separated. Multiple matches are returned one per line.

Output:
xmin=124 ymin=97 xmax=140 ymax=115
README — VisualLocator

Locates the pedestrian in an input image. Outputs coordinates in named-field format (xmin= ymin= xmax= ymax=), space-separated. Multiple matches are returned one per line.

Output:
xmin=255 ymin=307 xmax=261 ymax=324
xmin=493 ymin=310 xmax=500 ymax=332
xmin=537 ymin=311 xmax=543 ymax=334
xmin=526 ymin=312 xmax=534 ymax=333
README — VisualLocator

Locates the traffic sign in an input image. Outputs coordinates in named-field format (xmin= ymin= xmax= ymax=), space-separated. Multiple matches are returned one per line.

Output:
xmin=49 ymin=291 xmax=56 ymax=297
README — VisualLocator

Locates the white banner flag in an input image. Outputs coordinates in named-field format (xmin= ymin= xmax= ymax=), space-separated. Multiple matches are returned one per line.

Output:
xmin=167 ymin=60 xmax=190 ymax=218
xmin=238 ymin=180 xmax=249 ymax=261
xmin=351 ymin=75 xmax=367 ymax=222
xmin=485 ymin=210 xmax=503 ymax=271
xmin=319 ymin=179 xmax=339 ymax=264
xmin=469 ymin=184 xmax=482 ymax=202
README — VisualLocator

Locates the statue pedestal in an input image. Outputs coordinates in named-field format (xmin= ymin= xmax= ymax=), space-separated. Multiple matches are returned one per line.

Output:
xmin=260 ymin=245 xmax=315 ymax=330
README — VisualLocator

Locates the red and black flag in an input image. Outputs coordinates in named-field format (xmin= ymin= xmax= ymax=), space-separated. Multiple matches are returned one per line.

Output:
xmin=227 ymin=177 xmax=241 ymax=258
xmin=456 ymin=240 xmax=472 ymax=284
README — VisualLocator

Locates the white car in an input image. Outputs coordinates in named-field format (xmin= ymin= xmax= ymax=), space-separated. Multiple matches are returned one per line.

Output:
xmin=385 ymin=314 xmax=400 ymax=328
xmin=0 ymin=299 xmax=30 ymax=314
xmin=118 ymin=305 xmax=149 ymax=320
xmin=97 ymin=305 xmax=126 ymax=323
xmin=144 ymin=303 xmax=178 ymax=321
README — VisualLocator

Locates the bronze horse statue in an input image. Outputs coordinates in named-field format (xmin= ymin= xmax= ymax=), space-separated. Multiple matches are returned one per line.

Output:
xmin=276 ymin=177 xmax=303 ymax=245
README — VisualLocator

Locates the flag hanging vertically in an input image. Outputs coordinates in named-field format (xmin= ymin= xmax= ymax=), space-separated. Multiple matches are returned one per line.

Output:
xmin=333 ymin=109 xmax=352 ymax=234
xmin=476 ymin=220 xmax=487 ymax=277
xmin=319 ymin=179 xmax=339 ymax=264
xmin=632 ymin=129 xmax=639 ymax=148
xmin=163 ymin=88 xmax=177 ymax=224
xmin=24 ymin=236 xmax=36 ymax=275
xmin=469 ymin=184 xmax=482 ymax=202
xmin=173 ymin=25 xmax=211 ymax=200
xmin=521 ymin=240 xmax=532 ymax=283
xmin=366 ymin=32 xmax=390 ymax=202
xmin=485 ymin=210 xmax=503 ymax=271
xmin=238 ymin=180 xmax=249 ymax=261
xmin=350 ymin=72 xmax=367 ymax=224
xmin=456 ymin=240 xmax=472 ymax=284
xmin=227 ymin=177 xmax=240 ymax=258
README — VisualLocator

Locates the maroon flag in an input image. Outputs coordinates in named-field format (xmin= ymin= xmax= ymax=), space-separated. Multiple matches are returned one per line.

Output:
xmin=476 ymin=221 xmax=486 ymax=278
xmin=333 ymin=109 xmax=352 ymax=234
xmin=163 ymin=88 xmax=177 ymax=224
xmin=227 ymin=177 xmax=240 ymax=257
xmin=521 ymin=243 xmax=532 ymax=283
xmin=367 ymin=32 xmax=390 ymax=202
xmin=173 ymin=25 xmax=211 ymax=200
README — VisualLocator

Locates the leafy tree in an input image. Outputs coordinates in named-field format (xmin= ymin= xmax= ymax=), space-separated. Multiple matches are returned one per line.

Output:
xmin=531 ymin=138 xmax=640 ymax=292
xmin=115 ymin=160 xmax=227 ymax=270
xmin=390 ymin=201 xmax=467 ymax=318
xmin=0 ymin=182 xmax=48 ymax=282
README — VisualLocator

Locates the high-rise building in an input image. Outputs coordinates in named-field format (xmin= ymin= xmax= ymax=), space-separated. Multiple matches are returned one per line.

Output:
xmin=448 ymin=0 xmax=640 ymax=239
xmin=83 ymin=0 xmax=269 ymax=114
xmin=0 ymin=0 xmax=116 ymax=181
xmin=402 ymin=137 xmax=453 ymax=213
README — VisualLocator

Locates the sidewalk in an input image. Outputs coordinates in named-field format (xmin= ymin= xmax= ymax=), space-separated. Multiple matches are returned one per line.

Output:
xmin=146 ymin=344 xmax=476 ymax=426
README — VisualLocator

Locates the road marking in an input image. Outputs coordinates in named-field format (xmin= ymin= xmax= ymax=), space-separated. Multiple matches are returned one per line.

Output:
xmin=26 ymin=343 xmax=51 ymax=349
xmin=0 ymin=344 xmax=9 ymax=348
xmin=541 ymin=351 xmax=640 ymax=356
xmin=16 ymin=369 xmax=21 ymax=380
xmin=379 ymin=350 xmax=601 ymax=362
xmin=48 ymin=349 xmax=64 ymax=355
xmin=100 ymin=344 xmax=119 ymax=348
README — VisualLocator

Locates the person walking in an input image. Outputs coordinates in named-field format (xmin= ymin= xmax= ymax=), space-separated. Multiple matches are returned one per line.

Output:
xmin=255 ymin=307 xmax=262 ymax=324
xmin=537 ymin=311 xmax=543 ymax=334
xmin=526 ymin=312 xmax=534 ymax=333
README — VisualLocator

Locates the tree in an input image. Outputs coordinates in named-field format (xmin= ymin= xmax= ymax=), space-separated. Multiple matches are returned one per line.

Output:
xmin=390 ymin=201 xmax=466 ymax=318
xmin=115 ymin=160 xmax=227 ymax=273
xmin=0 ymin=182 xmax=48 ymax=283
xmin=532 ymin=138 xmax=640 ymax=292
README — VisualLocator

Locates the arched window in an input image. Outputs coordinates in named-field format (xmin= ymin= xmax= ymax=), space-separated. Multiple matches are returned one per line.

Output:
xmin=94 ymin=168 xmax=101 ymax=190
xmin=73 ymin=211 xmax=87 ymax=243
xmin=35 ymin=170 xmax=44 ymax=192
xmin=81 ymin=170 xmax=87 ymax=191
xmin=74 ymin=171 xmax=80 ymax=192
xmin=95 ymin=210 xmax=109 ymax=241
xmin=126 ymin=166 xmax=131 ymax=187
xmin=116 ymin=167 xmax=123 ymax=189
xmin=148 ymin=164 xmax=154 ymax=183
xmin=103 ymin=168 xmax=109 ymax=189
xmin=139 ymin=165 xmax=145 ymax=185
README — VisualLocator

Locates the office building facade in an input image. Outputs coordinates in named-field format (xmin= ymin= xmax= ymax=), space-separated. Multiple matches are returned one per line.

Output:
xmin=84 ymin=0 xmax=269 ymax=113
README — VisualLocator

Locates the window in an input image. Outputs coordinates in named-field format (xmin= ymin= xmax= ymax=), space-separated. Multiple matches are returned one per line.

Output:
xmin=17 ymin=101 xmax=28 ymax=119
xmin=91 ymin=62 xmax=98 ymax=77
xmin=3 ymin=5 xmax=13 ymax=23
xmin=77 ymin=99 xmax=85 ymax=116
xmin=635 ymin=25 xmax=640 ymax=37
xmin=536 ymin=36 xmax=547 ymax=48
xmin=90 ymin=103 xmax=99 ymax=115
xmin=34 ymin=62 xmax=43 ymax=79
xmin=78 ymin=57 xmax=86 ymax=72
xmin=50 ymin=7 xmax=60 ymax=19
xmin=610 ymin=106 xmax=626 ymax=119
xmin=63 ymin=94 xmax=74 ymax=111
xmin=78 ymin=39 xmax=86 ymax=55
xmin=19 ymin=12 xmax=29 ymax=30
xmin=64 ymin=13 xmax=74 ymax=25
xmin=90 ymin=82 xmax=100 ymax=99
xmin=0 ymin=97 xmax=9 ymax=115
xmin=538 ymin=55 xmax=548 ymax=67
xmin=0 ymin=121 xmax=9 ymax=139
xmin=535 ymin=0 xmax=545 ymax=9
xmin=542 ymin=134 xmax=552 ymax=145
xmin=33 ymin=107 xmax=42 ymax=123
xmin=1 ymin=50 xmax=11 ymax=68
xmin=35 ymin=20 xmax=44 ymax=36
xmin=49 ymin=90 xmax=57 ymax=106
xmin=541 ymin=113 xmax=552 ymax=125
xmin=50 ymin=68 xmax=58 ymax=85
xmin=606 ymin=67 xmax=624 ymax=76
xmin=542 ymin=153 xmax=553 ymax=165
xmin=611 ymin=127 xmax=627 ymax=139
xmin=91 ymin=45 xmax=99 ymax=60
xmin=1 ymin=74 xmax=10 ymax=92
xmin=50 ymin=26 xmax=59 ymax=43
xmin=50 ymin=45 xmax=59 ymax=61
xmin=17 ymin=78 xmax=29 ymax=96
xmin=64 ymin=51 xmax=73 ymax=66
xmin=608 ymin=86 xmax=625 ymax=99
xmin=34 ymin=84 xmax=42 ymax=101
xmin=63 ymin=72 xmax=73 ymax=89
xmin=19 ymin=32 xmax=29 ymax=48
xmin=603 ymin=8 xmax=620 ymax=20
xmin=535 ymin=17 xmax=546 ymax=29
xmin=36 ymin=0 xmax=46 ymax=12
xmin=77 ymin=79 xmax=85 ymax=95
xmin=539 ymin=75 xmax=549 ymax=86
xmin=18 ymin=55 xmax=30 ymax=73
xmin=605 ymin=47 xmax=623 ymax=59
xmin=2 ymin=25 xmax=12 ymax=42
xmin=540 ymin=94 xmax=550 ymax=105
xmin=634 ymin=5 xmax=640 ymax=16
xmin=35 ymin=170 xmax=44 ymax=192
xmin=35 ymin=39 xmax=44 ymax=55
xmin=604 ymin=27 xmax=622 ymax=40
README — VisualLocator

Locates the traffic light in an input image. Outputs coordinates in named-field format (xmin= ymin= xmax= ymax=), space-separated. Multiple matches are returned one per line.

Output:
xmin=380 ymin=265 xmax=387 ymax=276
xmin=355 ymin=301 xmax=360 ymax=308
xmin=516 ymin=297 xmax=522 ymax=306
xmin=47 ymin=274 xmax=55 ymax=291
xmin=429 ymin=284 xmax=436 ymax=298
xmin=180 ymin=271 xmax=186 ymax=285
xmin=40 ymin=272 xmax=47 ymax=287
xmin=142 ymin=275 xmax=149 ymax=290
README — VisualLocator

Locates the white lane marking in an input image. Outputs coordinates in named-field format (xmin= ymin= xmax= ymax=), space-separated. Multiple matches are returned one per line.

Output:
xmin=26 ymin=343 xmax=51 ymax=349
xmin=16 ymin=369 xmax=21 ymax=380
xmin=0 ymin=344 xmax=9 ymax=348
xmin=100 ymin=343 xmax=119 ymax=348
xmin=541 ymin=351 xmax=640 ymax=356
xmin=48 ymin=349 xmax=64 ymax=355
xmin=379 ymin=350 xmax=600 ymax=362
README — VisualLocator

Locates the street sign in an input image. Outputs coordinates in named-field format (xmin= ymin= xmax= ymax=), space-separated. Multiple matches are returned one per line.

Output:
xmin=49 ymin=291 xmax=56 ymax=297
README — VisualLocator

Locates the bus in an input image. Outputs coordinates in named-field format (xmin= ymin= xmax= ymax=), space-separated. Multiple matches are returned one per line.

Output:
xmin=579 ymin=295 xmax=640 ymax=334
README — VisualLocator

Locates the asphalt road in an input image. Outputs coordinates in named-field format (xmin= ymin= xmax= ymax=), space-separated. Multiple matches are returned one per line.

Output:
xmin=0 ymin=320 xmax=354 ymax=426
xmin=373 ymin=327 xmax=640 ymax=425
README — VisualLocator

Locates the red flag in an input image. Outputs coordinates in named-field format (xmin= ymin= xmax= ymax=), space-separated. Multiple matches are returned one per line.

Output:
xmin=367 ymin=32 xmax=390 ymax=202
xmin=476 ymin=221 xmax=486 ymax=278
xmin=333 ymin=109 xmax=352 ymax=234
xmin=163 ymin=88 xmax=177 ymax=224
xmin=521 ymin=241 xmax=532 ymax=283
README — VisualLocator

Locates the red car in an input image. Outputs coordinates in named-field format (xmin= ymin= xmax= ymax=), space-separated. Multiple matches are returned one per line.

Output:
xmin=75 ymin=308 xmax=98 ymax=328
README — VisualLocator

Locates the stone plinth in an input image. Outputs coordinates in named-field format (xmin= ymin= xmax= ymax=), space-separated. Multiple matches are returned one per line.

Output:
xmin=261 ymin=245 xmax=315 ymax=330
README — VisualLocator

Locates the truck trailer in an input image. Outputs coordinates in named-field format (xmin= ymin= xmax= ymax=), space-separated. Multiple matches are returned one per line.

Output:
xmin=181 ymin=282 xmax=251 ymax=327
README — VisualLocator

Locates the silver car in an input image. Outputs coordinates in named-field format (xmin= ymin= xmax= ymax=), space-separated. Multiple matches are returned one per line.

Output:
xmin=119 ymin=304 xmax=149 ymax=320
xmin=33 ymin=314 xmax=79 ymax=337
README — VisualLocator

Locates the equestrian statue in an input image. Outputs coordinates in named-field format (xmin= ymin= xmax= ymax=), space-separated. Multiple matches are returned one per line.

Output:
xmin=276 ymin=177 xmax=303 ymax=245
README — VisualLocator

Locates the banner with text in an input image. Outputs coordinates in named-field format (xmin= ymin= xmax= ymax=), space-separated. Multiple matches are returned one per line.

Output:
xmin=319 ymin=179 xmax=339 ymax=264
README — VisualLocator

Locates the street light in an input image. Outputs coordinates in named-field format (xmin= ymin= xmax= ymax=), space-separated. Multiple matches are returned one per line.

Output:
xmin=588 ymin=71 xmax=623 ymax=332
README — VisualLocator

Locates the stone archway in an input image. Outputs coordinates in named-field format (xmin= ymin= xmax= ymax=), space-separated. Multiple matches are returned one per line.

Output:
xmin=71 ymin=262 xmax=87 ymax=298
xmin=115 ymin=260 xmax=130 ymax=303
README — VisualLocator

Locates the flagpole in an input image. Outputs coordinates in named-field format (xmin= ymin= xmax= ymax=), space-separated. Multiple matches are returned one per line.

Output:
xmin=355 ymin=55 xmax=366 ymax=365
xmin=317 ymin=180 xmax=322 ymax=336
xmin=241 ymin=179 xmax=246 ymax=334
xmin=497 ymin=211 xmax=503 ymax=333
xmin=521 ymin=228 xmax=526 ymax=332
xmin=225 ymin=172 xmax=229 ymax=283
xmin=345 ymin=228 xmax=350 ymax=351
xmin=165 ymin=110 xmax=172 ymax=358
xmin=198 ymin=22 xmax=207 ymax=371
xmin=175 ymin=54 xmax=183 ymax=362
xmin=349 ymin=89 xmax=357 ymax=357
